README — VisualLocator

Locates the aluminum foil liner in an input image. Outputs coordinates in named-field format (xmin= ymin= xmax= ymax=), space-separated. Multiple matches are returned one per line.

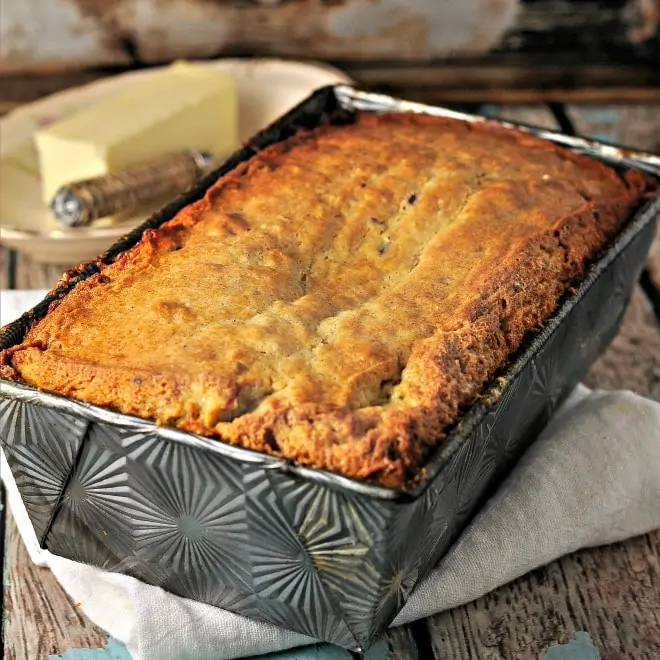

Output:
xmin=1 ymin=86 xmax=658 ymax=651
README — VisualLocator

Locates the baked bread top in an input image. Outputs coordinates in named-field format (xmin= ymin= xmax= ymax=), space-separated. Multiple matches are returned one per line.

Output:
xmin=1 ymin=112 xmax=654 ymax=487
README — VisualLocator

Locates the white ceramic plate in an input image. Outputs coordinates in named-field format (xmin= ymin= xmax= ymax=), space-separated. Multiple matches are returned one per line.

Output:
xmin=0 ymin=58 xmax=351 ymax=265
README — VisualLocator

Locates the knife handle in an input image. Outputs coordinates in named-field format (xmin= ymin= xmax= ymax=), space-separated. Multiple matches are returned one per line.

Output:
xmin=50 ymin=149 xmax=213 ymax=228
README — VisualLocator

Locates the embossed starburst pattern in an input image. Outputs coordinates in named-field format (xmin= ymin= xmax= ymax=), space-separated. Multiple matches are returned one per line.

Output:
xmin=0 ymin=399 xmax=88 ymax=542
xmin=126 ymin=436 xmax=251 ymax=591
xmin=245 ymin=469 xmax=372 ymax=645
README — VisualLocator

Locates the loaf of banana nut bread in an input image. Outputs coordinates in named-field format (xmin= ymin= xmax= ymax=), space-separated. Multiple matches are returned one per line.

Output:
xmin=1 ymin=112 xmax=655 ymax=487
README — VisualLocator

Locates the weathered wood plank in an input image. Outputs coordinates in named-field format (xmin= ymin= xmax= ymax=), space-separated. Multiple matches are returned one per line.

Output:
xmin=0 ymin=249 xmax=67 ymax=291
xmin=495 ymin=101 xmax=660 ymax=152
xmin=0 ymin=486 xmax=6 ymax=660
xmin=1 ymin=0 xmax=658 ymax=74
xmin=4 ymin=70 xmax=660 ymax=122
xmin=426 ymin=529 xmax=660 ymax=659
xmin=0 ymin=247 xmax=16 ymax=291
xmin=351 ymin=60 xmax=660 ymax=100
xmin=383 ymin=627 xmax=419 ymax=660
xmin=647 ymin=225 xmax=660 ymax=292
xmin=1 ymin=1 xmax=659 ymax=103
xmin=0 ymin=70 xmax=109 ymax=116
xmin=3 ymin=65 xmax=660 ymax=110
xmin=365 ymin=86 xmax=660 ymax=104
xmin=584 ymin=287 xmax=660 ymax=397
xmin=3 ymin=509 xmax=107 ymax=660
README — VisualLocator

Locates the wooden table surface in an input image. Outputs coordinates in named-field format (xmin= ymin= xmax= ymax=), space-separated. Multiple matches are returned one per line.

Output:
xmin=2 ymin=102 xmax=660 ymax=660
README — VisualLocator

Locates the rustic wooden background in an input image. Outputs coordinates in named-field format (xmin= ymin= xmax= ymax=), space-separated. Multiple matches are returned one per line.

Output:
xmin=1 ymin=0 xmax=659 ymax=114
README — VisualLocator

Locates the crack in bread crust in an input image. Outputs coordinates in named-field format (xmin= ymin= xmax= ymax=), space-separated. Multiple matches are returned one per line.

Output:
xmin=2 ymin=112 xmax=655 ymax=487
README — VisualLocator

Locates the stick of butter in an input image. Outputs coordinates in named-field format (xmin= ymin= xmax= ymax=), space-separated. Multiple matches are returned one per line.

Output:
xmin=35 ymin=61 xmax=238 ymax=206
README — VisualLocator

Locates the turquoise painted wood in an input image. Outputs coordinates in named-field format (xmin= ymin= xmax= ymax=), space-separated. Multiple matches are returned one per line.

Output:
xmin=248 ymin=644 xmax=352 ymax=659
xmin=48 ymin=638 xmax=132 ymax=660
xmin=543 ymin=632 xmax=600 ymax=660
xmin=47 ymin=637 xmax=390 ymax=660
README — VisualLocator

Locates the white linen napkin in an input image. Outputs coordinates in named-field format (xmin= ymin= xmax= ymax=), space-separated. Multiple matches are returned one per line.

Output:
xmin=2 ymin=289 xmax=660 ymax=660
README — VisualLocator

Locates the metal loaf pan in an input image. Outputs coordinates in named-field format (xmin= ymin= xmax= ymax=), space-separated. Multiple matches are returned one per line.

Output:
xmin=1 ymin=86 xmax=658 ymax=651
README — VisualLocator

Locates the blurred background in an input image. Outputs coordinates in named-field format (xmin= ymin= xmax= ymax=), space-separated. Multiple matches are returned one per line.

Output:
xmin=1 ymin=0 xmax=659 ymax=111
xmin=0 ymin=0 xmax=659 ymax=119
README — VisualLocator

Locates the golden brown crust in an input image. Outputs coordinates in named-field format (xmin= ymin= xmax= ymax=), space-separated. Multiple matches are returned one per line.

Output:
xmin=2 ymin=112 xmax=656 ymax=487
